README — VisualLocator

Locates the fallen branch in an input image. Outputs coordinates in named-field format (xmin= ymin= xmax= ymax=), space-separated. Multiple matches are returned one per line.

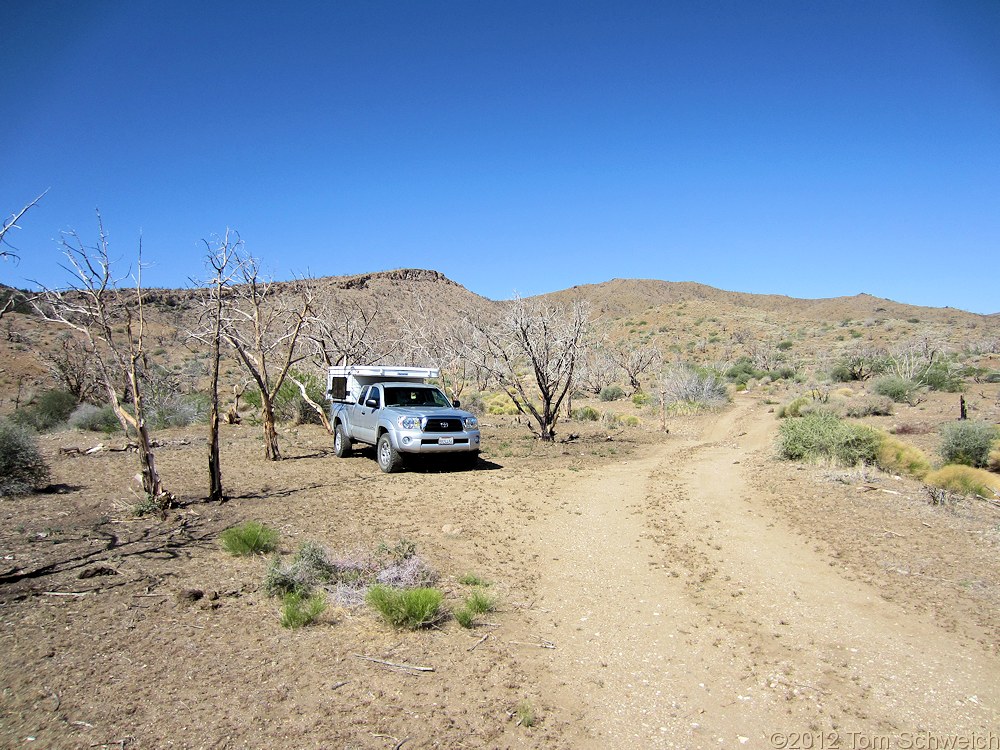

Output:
xmin=353 ymin=654 xmax=434 ymax=672
xmin=508 ymin=637 xmax=555 ymax=649
xmin=42 ymin=591 xmax=90 ymax=598
xmin=468 ymin=633 xmax=491 ymax=652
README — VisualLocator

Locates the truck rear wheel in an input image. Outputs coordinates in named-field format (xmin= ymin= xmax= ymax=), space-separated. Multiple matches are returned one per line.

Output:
xmin=377 ymin=433 xmax=404 ymax=473
xmin=334 ymin=424 xmax=352 ymax=458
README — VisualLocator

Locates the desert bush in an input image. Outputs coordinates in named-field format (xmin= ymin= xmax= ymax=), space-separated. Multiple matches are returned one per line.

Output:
xmin=486 ymin=392 xmax=520 ymax=415
xmin=366 ymin=585 xmax=444 ymax=629
xmin=599 ymin=385 xmax=626 ymax=402
xmin=776 ymin=412 xmax=881 ymax=466
xmin=571 ymin=406 xmax=600 ymax=421
xmin=725 ymin=358 xmax=764 ymax=386
xmin=661 ymin=366 xmax=728 ymax=410
xmin=516 ymin=701 xmax=536 ymax=728
xmin=876 ymin=434 xmax=931 ymax=479
xmin=454 ymin=588 xmax=497 ymax=629
xmin=918 ymin=361 xmax=964 ymax=392
xmin=148 ymin=393 xmax=209 ymax=429
xmin=872 ymin=376 xmax=920 ymax=404
xmin=11 ymin=388 xmax=77 ymax=432
xmin=938 ymin=421 xmax=999 ymax=468
xmin=280 ymin=591 xmax=327 ymax=629
xmin=219 ymin=521 xmax=279 ymax=557
xmin=68 ymin=403 xmax=122 ymax=433
xmin=925 ymin=465 xmax=1000 ymax=498
xmin=0 ymin=419 xmax=50 ymax=496
xmin=458 ymin=572 xmax=491 ymax=587
xmin=843 ymin=396 xmax=894 ymax=418
xmin=988 ymin=447 xmax=1000 ymax=473
xmin=777 ymin=396 xmax=809 ymax=419
xmin=632 ymin=391 xmax=652 ymax=407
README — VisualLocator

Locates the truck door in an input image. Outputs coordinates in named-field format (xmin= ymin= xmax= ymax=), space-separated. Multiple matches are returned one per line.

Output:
xmin=354 ymin=384 xmax=380 ymax=445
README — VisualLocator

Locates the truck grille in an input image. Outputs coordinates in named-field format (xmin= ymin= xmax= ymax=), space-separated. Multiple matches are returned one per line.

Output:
xmin=423 ymin=417 xmax=463 ymax=432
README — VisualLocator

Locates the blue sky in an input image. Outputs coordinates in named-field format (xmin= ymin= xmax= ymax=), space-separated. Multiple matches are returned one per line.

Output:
xmin=3 ymin=1 xmax=998 ymax=313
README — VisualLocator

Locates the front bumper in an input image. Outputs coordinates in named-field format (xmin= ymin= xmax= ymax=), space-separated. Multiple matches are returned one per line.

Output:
xmin=392 ymin=429 xmax=481 ymax=454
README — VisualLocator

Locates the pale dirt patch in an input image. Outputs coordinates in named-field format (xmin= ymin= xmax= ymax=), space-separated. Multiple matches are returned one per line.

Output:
xmin=1 ymin=399 xmax=998 ymax=749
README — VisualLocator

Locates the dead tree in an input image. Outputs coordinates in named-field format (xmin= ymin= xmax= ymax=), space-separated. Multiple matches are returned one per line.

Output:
xmin=308 ymin=296 xmax=396 ymax=368
xmin=220 ymin=256 xmax=312 ymax=461
xmin=610 ymin=342 xmax=660 ymax=395
xmin=35 ymin=215 xmax=171 ymax=506
xmin=1 ymin=191 xmax=47 ymax=319
xmin=396 ymin=291 xmax=470 ymax=400
xmin=467 ymin=296 xmax=588 ymax=441
xmin=191 ymin=229 xmax=245 ymax=500
xmin=42 ymin=334 xmax=103 ymax=403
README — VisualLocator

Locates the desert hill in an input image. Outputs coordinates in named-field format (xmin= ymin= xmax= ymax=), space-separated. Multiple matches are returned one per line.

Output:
xmin=1 ymin=270 xmax=998 ymax=414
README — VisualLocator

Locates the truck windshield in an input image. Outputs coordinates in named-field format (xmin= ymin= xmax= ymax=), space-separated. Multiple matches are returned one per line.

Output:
xmin=384 ymin=387 xmax=451 ymax=408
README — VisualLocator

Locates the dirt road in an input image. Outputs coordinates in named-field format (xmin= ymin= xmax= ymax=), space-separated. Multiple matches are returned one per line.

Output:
xmin=3 ymin=395 xmax=998 ymax=749
xmin=512 ymin=397 xmax=999 ymax=748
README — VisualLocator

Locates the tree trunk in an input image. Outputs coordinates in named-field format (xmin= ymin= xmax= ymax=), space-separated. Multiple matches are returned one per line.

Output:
xmin=261 ymin=396 xmax=282 ymax=461
xmin=208 ymin=403 xmax=223 ymax=501
xmin=135 ymin=421 xmax=163 ymax=499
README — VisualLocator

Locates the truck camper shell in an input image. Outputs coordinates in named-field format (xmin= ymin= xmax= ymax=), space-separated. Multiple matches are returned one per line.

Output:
xmin=326 ymin=365 xmax=440 ymax=403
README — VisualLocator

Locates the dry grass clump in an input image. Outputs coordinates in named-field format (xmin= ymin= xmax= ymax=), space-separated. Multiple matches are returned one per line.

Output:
xmin=924 ymin=465 xmax=1000 ymax=498
xmin=876 ymin=434 xmax=931 ymax=479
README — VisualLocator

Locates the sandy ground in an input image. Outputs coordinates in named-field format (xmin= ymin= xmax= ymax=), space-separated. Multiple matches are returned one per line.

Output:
xmin=1 ymin=393 xmax=999 ymax=749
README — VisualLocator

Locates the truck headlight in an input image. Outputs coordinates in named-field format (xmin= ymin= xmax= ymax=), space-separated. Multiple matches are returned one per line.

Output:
xmin=397 ymin=416 xmax=421 ymax=430
xmin=463 ymin=416 xmax=478 ymax=429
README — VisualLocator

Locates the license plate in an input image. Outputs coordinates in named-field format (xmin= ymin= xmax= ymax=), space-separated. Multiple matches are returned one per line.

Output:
xmin=438 ymin=437 xmax=454 ymax=445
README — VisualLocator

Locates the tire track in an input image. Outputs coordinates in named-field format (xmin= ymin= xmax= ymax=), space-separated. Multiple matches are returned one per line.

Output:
xmin=519 ymin=398 xmax=999 ymax=748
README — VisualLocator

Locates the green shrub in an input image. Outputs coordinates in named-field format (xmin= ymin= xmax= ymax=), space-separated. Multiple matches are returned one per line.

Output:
xmin=219 ymin=521 xmax=279 ymax=556
xmin=516 ymin=701 xmax=536 ymax=728
xmin=458 ymin=572 xmax=491 ymax=587
xmin=918 ymin=362 xmax=964 ymax=392
xmin=925 ymin=465 xmax=1000 ymax=497
xmin=777 ymin=396 xmax=809 ymax=419
xmin=726 ymin=358 xmax=765 ymax=386
xmin=938 ymin=421 xmax=999 ymax=468
xmin=366 ymin=585 xmax=444 ymax=629
xmin=599 ymin=385 xmax=626 ymax=402
xmin=0 ymin=419 xmax=50 ymax=496
xmin=69 ymin=403 xmax=122 ymax=433
xmin=280 ymin=591 xmax=327 ymax=629
xmin=632 ymin=391 xmax=652 ymax=407
xmin=465 ymin=589 xmax=496 ymax=615
xmin=454 ymin=607 xmax=475 ymax=628
xmin=776 ymin=412 xmax=881 ymax=466
xmin=571 ymin=406 xmax=600 ymax=421
xmin=872 ymin=376 xmax=919 ymax=404
xmin=11 ymin=389 xmax=78 ymax=432
xmin=876 ymin=434 xmax=931 ymax=479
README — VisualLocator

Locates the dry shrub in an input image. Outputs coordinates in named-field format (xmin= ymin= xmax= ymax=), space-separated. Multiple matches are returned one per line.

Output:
xmin=925 ymin=465 xmax=1000 ymax=498
xmin=890 ymin=422 xmax=934 ymax=436
xmin=989 ymin=447 xmax=1000 ymax=473
xmin=876 ymin=434 xmax=931 ymax=479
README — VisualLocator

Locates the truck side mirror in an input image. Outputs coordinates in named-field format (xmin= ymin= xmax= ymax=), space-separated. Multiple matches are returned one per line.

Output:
xmin=365 ymin=398 xmax=379 ymax=409
xmin=453 ymin=400 xmax=460 ymax=408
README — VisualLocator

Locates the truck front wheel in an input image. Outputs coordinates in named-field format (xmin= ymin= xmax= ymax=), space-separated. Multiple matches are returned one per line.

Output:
xmin=334 ymin=424 xmax=352 ymax=458
xmin=377 ymin=433 xmax=404 ymax=473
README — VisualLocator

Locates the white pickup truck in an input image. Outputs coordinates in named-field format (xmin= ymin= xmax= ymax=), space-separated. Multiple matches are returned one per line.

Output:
xmin=326 ymin=366 xmax=481 ymax=473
